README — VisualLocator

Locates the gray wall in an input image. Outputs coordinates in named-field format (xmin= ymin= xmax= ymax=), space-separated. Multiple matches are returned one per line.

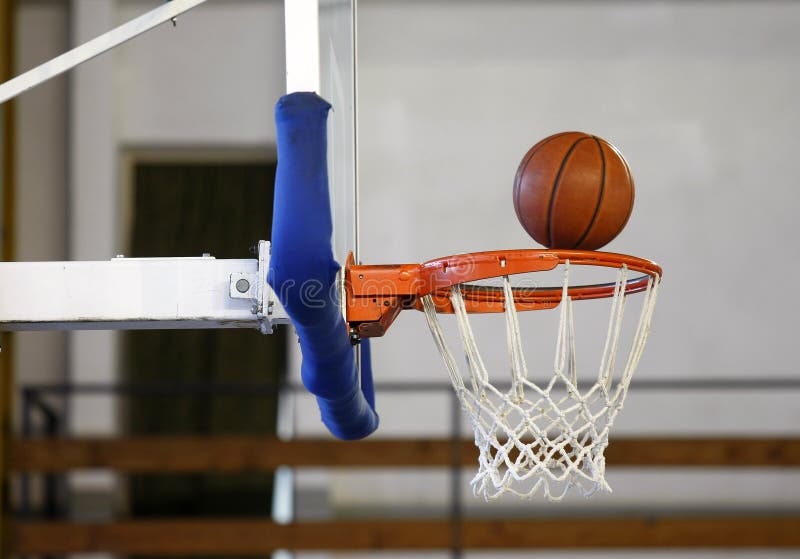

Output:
xmin=358 ymin=0 xmax=800 ymax=383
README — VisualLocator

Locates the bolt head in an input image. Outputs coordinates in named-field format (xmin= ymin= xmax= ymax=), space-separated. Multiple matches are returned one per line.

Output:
xmin=236 ymin=278 xmax=251 ymax=293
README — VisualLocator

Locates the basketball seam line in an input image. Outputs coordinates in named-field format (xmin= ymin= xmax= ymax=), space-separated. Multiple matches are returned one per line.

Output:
xmin=514 ymin=131 xmax=572 ymax=233
xmin=573 ymin=137 xmax=606 ymax=249
xmin=547 ymin=136 xmax=589 ymax=247
xmin=621 ymin=151 xmax=635 ymax=229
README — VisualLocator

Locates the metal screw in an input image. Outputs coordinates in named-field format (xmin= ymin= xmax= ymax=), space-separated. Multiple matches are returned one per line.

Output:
xmin=202 ymin=252 xmax=211 ymax=258
xmin=236 ymin=279 xmax=250 ymax=293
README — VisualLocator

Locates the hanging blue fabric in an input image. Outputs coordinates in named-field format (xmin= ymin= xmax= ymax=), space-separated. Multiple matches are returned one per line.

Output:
xmin=269 ymin=92 xmax=379 ymax=440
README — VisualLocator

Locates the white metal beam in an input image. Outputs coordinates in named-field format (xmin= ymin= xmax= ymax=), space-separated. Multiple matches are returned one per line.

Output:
xmin=0 ymin=242 xmax=288 ymax=333
xmin=0 ymin=0 xmax=210 ymax=104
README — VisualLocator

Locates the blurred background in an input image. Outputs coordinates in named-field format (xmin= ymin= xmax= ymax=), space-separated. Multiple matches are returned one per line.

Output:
xmin=2 ymin=0 xmax=800 ymax=558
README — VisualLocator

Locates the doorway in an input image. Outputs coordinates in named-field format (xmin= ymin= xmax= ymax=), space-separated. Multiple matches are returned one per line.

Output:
xmin=123 ymin=160 xmax=286 ymax=521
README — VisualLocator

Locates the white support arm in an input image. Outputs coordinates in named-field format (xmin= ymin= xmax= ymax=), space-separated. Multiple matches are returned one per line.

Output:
xmin=284 ymin=0 xmax=320 ymax=93
xmin=0 ymin=0 xmax=209 ymax=105
xmin=0 ymin=241 xmax=288 ymax=333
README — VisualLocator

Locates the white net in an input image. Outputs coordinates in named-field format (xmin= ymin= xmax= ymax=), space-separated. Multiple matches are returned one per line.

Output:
xmin=422 ymin=262 xmax=660 ymax=501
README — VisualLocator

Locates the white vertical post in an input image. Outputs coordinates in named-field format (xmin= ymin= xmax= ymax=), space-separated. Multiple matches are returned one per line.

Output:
xmin=284 ymin=0 xmax=319 ymax=93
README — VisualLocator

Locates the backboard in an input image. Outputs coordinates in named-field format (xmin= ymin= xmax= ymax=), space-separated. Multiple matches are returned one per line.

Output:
xmin=285 ymin=0 xmax=358 ymax=267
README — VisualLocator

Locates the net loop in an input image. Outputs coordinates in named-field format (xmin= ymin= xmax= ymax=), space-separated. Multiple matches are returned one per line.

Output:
xmin=422 ymin=264 xmax=660 ymax=501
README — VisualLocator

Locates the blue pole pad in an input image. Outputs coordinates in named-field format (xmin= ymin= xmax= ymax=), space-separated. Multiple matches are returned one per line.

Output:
xmin=269 ymin=92 xmax=379 ymax=440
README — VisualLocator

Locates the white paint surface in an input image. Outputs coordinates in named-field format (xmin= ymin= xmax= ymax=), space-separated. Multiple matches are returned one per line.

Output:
xmin=0 ymin=256 xmax=286 ymax=330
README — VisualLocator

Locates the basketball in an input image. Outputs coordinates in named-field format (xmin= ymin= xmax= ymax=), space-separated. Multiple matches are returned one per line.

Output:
xmin=513 ymin=131 xmax=635 ymax=250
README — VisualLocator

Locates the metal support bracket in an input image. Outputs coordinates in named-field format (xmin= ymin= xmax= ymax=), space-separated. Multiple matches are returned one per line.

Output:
xmin=228 ymin=240 xmax=286 ymax=334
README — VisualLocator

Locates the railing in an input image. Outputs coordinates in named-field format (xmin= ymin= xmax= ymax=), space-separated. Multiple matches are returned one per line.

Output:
xmin=12 ymin=517 xmax=800 ymax=554
xmin=10 ymin=379 xmax=800 ymax=555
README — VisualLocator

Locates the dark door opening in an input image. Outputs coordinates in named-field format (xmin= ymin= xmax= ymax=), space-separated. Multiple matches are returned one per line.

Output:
xmin=124 ymin=161 xmax=285 ymax=528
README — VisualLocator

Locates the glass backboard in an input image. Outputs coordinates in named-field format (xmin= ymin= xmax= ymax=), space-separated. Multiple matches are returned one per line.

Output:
xmin=285 ymin=0 xmax=358 ymax=267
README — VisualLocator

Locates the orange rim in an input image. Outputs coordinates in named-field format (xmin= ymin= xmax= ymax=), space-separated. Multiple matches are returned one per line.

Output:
xmin=345 ymin=249 xmax=662 ymax=340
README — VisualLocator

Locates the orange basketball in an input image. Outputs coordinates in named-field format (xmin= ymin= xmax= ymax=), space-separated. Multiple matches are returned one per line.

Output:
xmin=513 ymin=132 xmax=634 ymax=250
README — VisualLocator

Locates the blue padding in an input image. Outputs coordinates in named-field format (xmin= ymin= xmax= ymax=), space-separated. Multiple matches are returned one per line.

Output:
xmin=269 ymin=92 xmax=379 ymax=440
